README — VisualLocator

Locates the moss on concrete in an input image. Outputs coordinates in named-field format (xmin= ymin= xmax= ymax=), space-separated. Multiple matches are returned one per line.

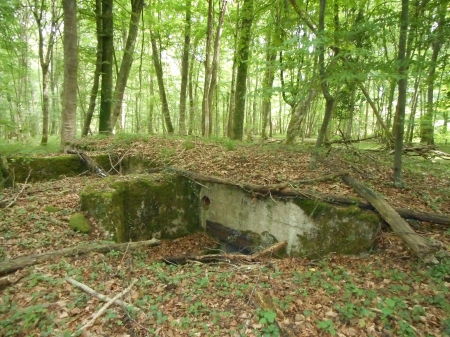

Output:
xmin=69 ymin=213 xmax=91 ymax=233
xmin=80 ymin=173 xmax=201 ymax=242
xmin=292 ymin=197 xmax=381 ymax=258
xmin=5 ymin=154 xmax=112 ymax=186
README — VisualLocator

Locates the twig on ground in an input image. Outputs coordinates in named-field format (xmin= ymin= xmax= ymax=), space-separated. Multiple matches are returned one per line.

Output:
xmin=6 ymin=170 xmax=31 ymax=208
xmin=65 ymin=277 xmax=143 ymax=313
xmin=73 ymin=279 xmax=138 ymax=335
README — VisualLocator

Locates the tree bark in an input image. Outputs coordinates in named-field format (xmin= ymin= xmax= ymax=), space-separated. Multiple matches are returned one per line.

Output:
xmin=178 ymin=0 xmax=191 ymax=135
xmin=232 ymin=0 xmax=253 ymax=140
xmin=82 ymin=0 xmax=102 ymax=137
xmin=310 ymin=0 xmax=335 ymax=169
xmin=0 ymin=239 xmax=160 ymax=276
xmin=110 ymin=0 xmax=144 ymax=130
xmin=149 ymin=27 xmax=174 ymax=134
xmin=393 ymin=0 xmax=409 ymax=186
xmin=341 ymin=174 xmax=440 ymax=263
xmin=420 ymin=0 xmax=448 ymax=145
xmin=99 ymin=0 xmax=113 ymax=135
xmin=61 ymin=0 xmax=78 ymax=152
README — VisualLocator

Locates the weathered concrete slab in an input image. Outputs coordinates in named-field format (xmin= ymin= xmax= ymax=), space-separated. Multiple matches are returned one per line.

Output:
xmin=199 ymin=182 xmax=381 ymax=257
xmin=80 ymin=174 xmax=201 ymax=242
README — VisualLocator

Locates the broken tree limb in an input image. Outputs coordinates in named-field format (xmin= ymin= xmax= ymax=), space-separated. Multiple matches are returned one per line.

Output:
xmin=74 ymin=279 xmax=137 ymax=335
xmin=341 ymin=174 xmax=441 ymax=263
xmin=0 ymin=239 xmax=160 ymax=276
xmin=65 ymin=277 xmax=143 ymax=313
xmin=252 ymin=241 xmax=287 ymax=259
xmin=161 ymin=253 xmax=255 ymax=265
xmin=162 ymin=241 xmax=287 ymax=265
xmin=67 ymin=149 xmax=107 ymax=177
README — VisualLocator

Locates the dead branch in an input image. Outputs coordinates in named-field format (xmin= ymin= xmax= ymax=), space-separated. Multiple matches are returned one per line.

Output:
xmin=162 ymin=241 xmax=287 ymax=265
xmin=341 ymin=174 xmax=442 ymax=263
xmin=65 ymin=277 xmax=142 ymax=313
xmin=67 ymin=149 xmax=107 ymax=177
xmin=149 ymin=167 xmax=450 ymax=226
xmin=74 ymin=279 xmax=137 ymax=335
xmin=0 ymin=239 xmax=160 ymax=276
xmin=252 ymin=241 xmax=287 ymax=259
xmin=324 ymin=135 xmax=378 ymax=145
xmin=5 ymin=170 xmax=32 ymax=208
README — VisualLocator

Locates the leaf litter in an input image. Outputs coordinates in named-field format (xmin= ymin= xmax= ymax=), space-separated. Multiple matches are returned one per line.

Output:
xmin=0 ymin=135 xmax=449 ymax=336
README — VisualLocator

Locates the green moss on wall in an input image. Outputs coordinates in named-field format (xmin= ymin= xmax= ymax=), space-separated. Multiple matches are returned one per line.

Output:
xmin=292 ymin=197 xmax=381 ymax=258
xmin=80 ymin=173 xmax=201 ymax=242
xmin=5 ymin=154 xmax=112 ymax=186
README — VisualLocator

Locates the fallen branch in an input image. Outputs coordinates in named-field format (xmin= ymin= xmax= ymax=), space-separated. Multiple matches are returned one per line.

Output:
xmin=5 ymin=170 xmax=31 ymax=208
xmin=65 ymin=277 xmax=143 ymax=313
xmin=341 ymin=174 xmax=442 ymax=263
xmin=150 ymin=167 xmax=450 ymax=226
xmin=74 ymin=279 xmax=137 ymax=335
xmin=324 ymin=135 xmax=378 ymax=145
xmin=67 ymin=149 xmax=107 ymax=177
xmin=251 ymin=241 xmax=287 ymax=259
xmin=162 ymin=241 xmax=287 ymax=265
xmin=0 ymin=238 xmax=160 ymax=276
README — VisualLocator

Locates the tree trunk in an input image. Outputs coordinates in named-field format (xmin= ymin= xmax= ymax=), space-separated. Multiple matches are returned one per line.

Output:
xmin=61 ymin=0 xmax=78 ymax=152
xmin=310 ymin=0 xmax=335 ymax=169
xmin=110 ymin=0 xmax=144 ymax=130
xmin=393 ymin=0 xmax=409 ymax=186
xmin=178 ymin=0 xmax=191 ymax=135
xmin=99 ymin=0 xmax=113 ymax=135
xmin=232 ymin=0 xmax=253 ymax=140
xmin=150 ymin=28 xmax=174 ymax=133
xmin=82 ymin=0 xmax=102 ymax=137
xmin=0 ymin=239 xmax=160 ymax=276
xmin=420 ymin=0 xmax=448 ymax=145
xmin=206 ymin=0 xmax=226 ymax=137
xmin=342 ymin=174 xmax=440 ymax=263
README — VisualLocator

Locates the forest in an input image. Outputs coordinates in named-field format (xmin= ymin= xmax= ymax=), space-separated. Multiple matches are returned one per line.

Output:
xmin=1 ymin=0 xmax=449 ymax=149
xmin=1 ymin=0 xmax=450 ymax=336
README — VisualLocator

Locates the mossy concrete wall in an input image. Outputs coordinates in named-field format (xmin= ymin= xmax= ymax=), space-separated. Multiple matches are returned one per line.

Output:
xmin=80 ymin=173 xmax=201 ymax=242
xmin=4 ymin=154 xmax=112 ymax=186
xmin=199 ymin=183 xmax=381 ymax=257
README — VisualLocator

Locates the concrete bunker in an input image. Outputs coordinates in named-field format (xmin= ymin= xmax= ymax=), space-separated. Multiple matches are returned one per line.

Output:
xmin=80 ymin=172 xmax=381 ymax=257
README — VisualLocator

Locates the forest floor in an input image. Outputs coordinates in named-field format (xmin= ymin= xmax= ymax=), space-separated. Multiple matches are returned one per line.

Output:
xmin=0 ymin=135 xmax=450 ymax=337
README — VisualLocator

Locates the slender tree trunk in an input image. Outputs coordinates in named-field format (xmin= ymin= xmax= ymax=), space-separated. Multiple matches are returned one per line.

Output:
xmin=150 ymin=28 xmax=174 ymax=134
xmin=99 ymin=0 xmax=113 ymax=135
xmin=310 ymin=0 xmax=335 ymax=169
xmin=393 ymin=0 xmax=409 ymax=186
xmin=206 ymin=0 xmax=226 ymax=137
xmin=420 ymin=0 xmax=447 ymax=144
xmin=110 ymin=0 xmax=144 ymax=130
xmin=232 ymin=0 xmax=253 ymax=140
xmin=61 ymin=0 xmax=78 ymax=151
xmin=148 ymin=77 xmax=154 ymax=134
xmin=30 ymin=0 xmax=60 ymax=145
xmin=82 ymin=0 xmax=102 ymax=136
xmin=178 ymin=0 xmax=191 ymax=135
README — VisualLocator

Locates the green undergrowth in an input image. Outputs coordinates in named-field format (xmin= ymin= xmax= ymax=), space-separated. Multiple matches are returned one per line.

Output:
xmin=1 ymin=248 xmax=449 ymax=336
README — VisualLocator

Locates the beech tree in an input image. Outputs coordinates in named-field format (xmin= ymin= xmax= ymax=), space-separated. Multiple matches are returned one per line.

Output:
xmin=60 ymin=0 xmax=78 ymax=151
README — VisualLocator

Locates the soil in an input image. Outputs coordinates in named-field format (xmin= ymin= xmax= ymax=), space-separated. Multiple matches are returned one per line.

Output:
xmin=0 ymin=136 xmax=449 ymax=337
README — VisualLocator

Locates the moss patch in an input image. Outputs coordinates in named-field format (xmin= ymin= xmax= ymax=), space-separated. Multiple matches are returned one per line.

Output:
xmin=80 ymin=173 xmax=201 ymax=242
xmin=44 ymin=206 xmax=60 ymax=213
xmin=69 ymin=213 xmax=91 ymax=233
xmin=5 ymin=154 xmax=112 ymax=186
xmin=293 ymin=197 xmax=381 ymax=258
